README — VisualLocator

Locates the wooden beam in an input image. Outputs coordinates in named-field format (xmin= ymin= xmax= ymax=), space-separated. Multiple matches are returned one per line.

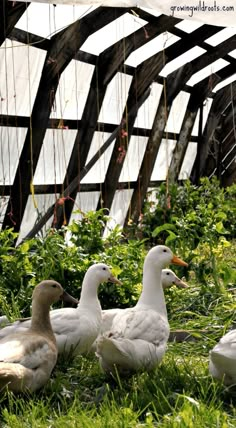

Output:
xmin=126 ymin=35 xmax=236 ymax=224
xmin=124 ymin=64 xmax=194 ymax=226
xmin=0 ymin=179 xmax=180 ymax=197
xmin=0 ymin=1 xmax=29 ymax=45
xmin=10 ymin=27 xmax=50 ymax=50
xmin=191 ymin=81 xmax=236 ymax=181
xmin=97 ymin=25 xmax=215 ymax=216
xmin=2 ymin=7 xmax=128 ymax=233
xmin=54 ymin=13 xmax=178 ymax=228
xmin=20 ymin=96 xmax=149 ymax=241
xmin=168 ymin=74 xmax=220 ymax=183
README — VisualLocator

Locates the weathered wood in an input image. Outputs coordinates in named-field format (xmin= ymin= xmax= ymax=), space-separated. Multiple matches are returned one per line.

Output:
xmin=168 ymin=74 xmax=220 ymax=183
xmin=2 ymin=7 xmax=127 ymax=233
xmin=126 ymin=36 xmax=236 ymax=224
xmin=191 ymin=81 xmax=236 ymax=182
xmin=2 ymin=179 xmax=188 ymax=197
xmin=10 ymin=27 xmax=50 ymax=50
xmin=54 ymin=13 xmax=177 ymax=228
xmin=206 ymin=103 xmax=236 ymax=183
xmin=0 ymin=1 xmax=29 ymax=45
xmin=124 ymin=63 xmax=194 ymax=226
xmin=20 ymin=96 xmax=151 ymax=242
xmin=97 ymin=25 xmax=216 ymax=216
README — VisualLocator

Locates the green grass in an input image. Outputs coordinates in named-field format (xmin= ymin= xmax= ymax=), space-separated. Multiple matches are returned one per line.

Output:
xmin=1 ymin=351 xmax=236 ymax=427
xmin=1 ymin=244 xmax=236 ymax=427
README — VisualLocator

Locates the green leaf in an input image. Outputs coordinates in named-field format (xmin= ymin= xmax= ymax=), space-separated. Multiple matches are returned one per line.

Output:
xmin=152 ymin=223 xmax=176 ymax=237
xmin=165 ymin=231 xmax=177 ymax=244
xmin=215 ymin=222 xmax=229 ymax=234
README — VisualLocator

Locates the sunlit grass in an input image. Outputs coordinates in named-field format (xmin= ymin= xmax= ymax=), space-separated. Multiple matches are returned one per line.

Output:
xmin=1 ymin=242 xmax=236 ymax=427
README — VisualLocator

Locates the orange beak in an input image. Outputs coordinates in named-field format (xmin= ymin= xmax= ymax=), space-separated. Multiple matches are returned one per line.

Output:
xmin=171 ymin=255 xmax=188 ymax=267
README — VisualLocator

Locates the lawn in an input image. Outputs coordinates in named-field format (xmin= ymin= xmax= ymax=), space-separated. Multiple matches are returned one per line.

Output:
xmin=1 ymin=243 xmax=236 ymax=427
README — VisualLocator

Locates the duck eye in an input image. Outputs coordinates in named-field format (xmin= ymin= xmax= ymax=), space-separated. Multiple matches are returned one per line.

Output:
xmin=103 ymin=267 xmax=106 ymax=271
xmin=167 ymin=272 xmax=170 ymax=275
xmin=52 ymin=284 xmax=57 ymax=288
xmin=163 ymin=249 xmax=167 ymax=252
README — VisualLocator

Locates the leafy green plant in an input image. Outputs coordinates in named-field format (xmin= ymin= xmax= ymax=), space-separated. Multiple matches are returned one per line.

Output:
xmin=139 ymin=178 xmax=236 ymax=292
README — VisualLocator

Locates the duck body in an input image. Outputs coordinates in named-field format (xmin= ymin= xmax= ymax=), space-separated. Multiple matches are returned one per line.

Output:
xmin=96 ymin=246 xmax=187 ymax=375
xmin=209 ymin=329 xmax=236 ymax=385
xmin=0 ymin=280 xmax=75 ymax=392
xmin=0 ymin=330 xmax=58 ymax=392
xmin=0 ymin=264 xmax=121 ymax=357
xmin=97 ymin=306 xmax=169 ymax=373
xmin=90 ymin=269 xmax=187 ymax=353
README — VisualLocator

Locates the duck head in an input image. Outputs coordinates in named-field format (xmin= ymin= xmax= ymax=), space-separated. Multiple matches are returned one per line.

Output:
xmin=32 ymin=280 xmax=79 ymax=306
xmin=162 ymin=269 xmax=188 ymax=289
xmin=147 ymin=245 xmax=188 ymax=270
xmin=88 ymin=263 xmax=122 ymax=285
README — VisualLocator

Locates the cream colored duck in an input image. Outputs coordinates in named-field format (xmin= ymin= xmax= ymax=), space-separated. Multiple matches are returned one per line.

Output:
xmin=89 ymin=268 xmax=188 ymax=353
xmin=0 ymin=264 xmax=121 ymax=356
xmin=0 ymin=280 xmax=76 ymax=392
xmin=209 ymin=329 xmax=236 ymax=386
xmin=96 ymin=245 xmax=187 ymax=375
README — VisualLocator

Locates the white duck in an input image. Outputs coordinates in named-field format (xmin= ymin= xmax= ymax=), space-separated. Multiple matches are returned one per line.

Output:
xmin=0 ymin=280 xmax=76 ymax=392
xmin=96 ymin=245 xmax=188 ymax=375
xmin=209 ymin=329 xmax=236 ymax=386
xmin=89 ymin=268 xmax=188 ymax=353
xmin=97 ymin=245 xmax=187 ymax=373
xmin=0 ymin=264 xmax=121 ymax=356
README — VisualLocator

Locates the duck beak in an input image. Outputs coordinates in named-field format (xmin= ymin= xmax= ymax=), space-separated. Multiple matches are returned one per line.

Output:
xmin=61 ymin=290 xmax=79 ymax=305
xmin=108 ymin=274 xmax=122 ymax=285
xmin=171 ymin=255 xmax=188 ymax=267
xmin=173 ymin=276 xmax=188 ymax=289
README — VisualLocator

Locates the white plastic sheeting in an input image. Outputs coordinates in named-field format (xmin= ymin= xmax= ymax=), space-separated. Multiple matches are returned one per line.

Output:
xmin=0 ymin=40 xmax=46 ymax=116
xmin=134 ymin=83 xmax=163 ymax=129
xmin=81 ymin=12 xmax=147 ymax=56
xmin=119 ymin=136 xmax=148 ymax=182
xmin=17 ymin=194 xmax=59 ymax=243
xmin=187 ymin=58 xmax=230 ymax=86
xmin=50 ymin=61 xmax=95 ymax=120
xmin=192 ymin=97 xmax=213 ymax=135
xmin=179 ymin=142 xmax=198 ymax=179
xmin=160 ymin=46 xmax=206 ymax=77
xmin=14 ymin=0 xmax=236 ymax=27
xmin=2 ymin=1 xmax=235 ymax=236
xmin=15 ymin=3 xmax=99 ymax=38
xmin=0 ymin=197 xmax=9 ymax=230
xmin=81 ymin=132 xmax=114 ymax=184
xmin=165 ymin=91 xmax=190 ymax=134
xmin=104 ymin=188 xmax=134 ymax=236
xmin=125 ymin=32 xmax=180 ymax=68
xmin=70 ymin=191 xmax=101 ymax=223
xmin=33 ymin=129 xmax=77 ymax=185
xmin=98 ymin=72 xmax=133 ymax=125
xmin=0 ymin=127 xmax=27 ymax=185
xmin=151 ymin=139 xmax=177 ymax=181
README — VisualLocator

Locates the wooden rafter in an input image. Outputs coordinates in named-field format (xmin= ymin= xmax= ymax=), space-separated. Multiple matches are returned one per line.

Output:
xmin=191 ymin=81 xmax=236 ymax=182
xmin=98 ymin=24 xmax=221 ymax=221
xmin=0 ymin=1 xmax=29 ymax=45
xmin=54 ymin=13 xmax=182 ymax=228
xmin=168 ymin=74 xmax=221 ymax=183
xmin=2 ymin=6 xmax=127 ymax=233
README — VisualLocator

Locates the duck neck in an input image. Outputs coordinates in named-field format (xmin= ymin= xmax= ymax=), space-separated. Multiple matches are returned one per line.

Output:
xmin=136 ymin=258 xmax=167 ymax=317
xmin=30 ymin=299 xmax=55 ymax=343
xmin=79 ymin=273 xmax=101 ymax=310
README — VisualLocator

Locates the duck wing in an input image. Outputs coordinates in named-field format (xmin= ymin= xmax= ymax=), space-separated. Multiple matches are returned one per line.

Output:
xmin=0 ymin=333 xmax=57 ymax=369
xmin=109 ymin=308 xmax=169 ymax=344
